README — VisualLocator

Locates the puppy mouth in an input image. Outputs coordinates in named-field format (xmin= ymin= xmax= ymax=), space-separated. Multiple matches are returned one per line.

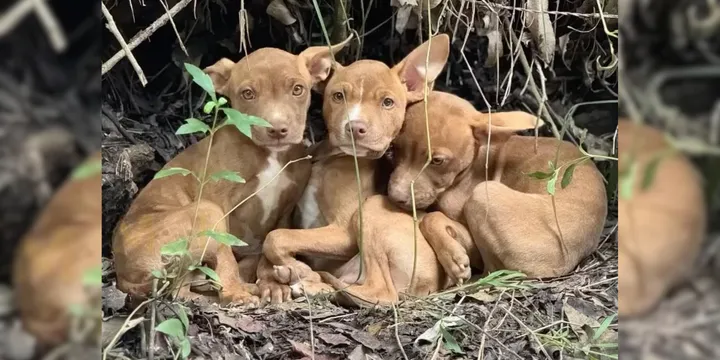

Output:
xmin=255 ymin=135 xmax=303 ymax=149
xmin=336 ymin=141 xmax=389 ymax=159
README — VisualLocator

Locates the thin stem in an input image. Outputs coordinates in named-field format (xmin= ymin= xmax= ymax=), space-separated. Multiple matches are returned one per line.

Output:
xmin=409 ymin=0 xmax=435 ymax=290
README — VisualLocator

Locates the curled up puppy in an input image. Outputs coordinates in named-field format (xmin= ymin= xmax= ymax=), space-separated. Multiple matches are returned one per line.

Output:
xmin=617 ymin=119 xmax=706 ymax=317
xmin=13 ymin=152 xmax=102 ymax=348
xmin=387 ymin=91 xmax=608 ymax=283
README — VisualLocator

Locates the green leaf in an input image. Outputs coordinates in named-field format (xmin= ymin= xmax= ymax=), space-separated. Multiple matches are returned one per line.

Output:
xmin=68 ymin=304 xmax=85 ymax=317
xmin=203 ymin=101 xmax=216 ymax=114
xmin=180 ymin=338 xmax=192 ymax=358
xmin=641 ymin=151 xmax=671 ymax=191
xmin=71 ymin=159 xmax=102 ymax=179
xmin=548 ymin=160 xmax=556 ymax=171
xmin=176 ymin=118 xmax=211 ymax=135
xmin=161 ymin=238 xmax=189 ymax=257
xmin=546 ymin=172 xmax=558 ymax=195
xmin=561 ymin=163 xmax=578 ymax=189
xmin=184 ymin=63 xmax=216 ymax=101
xmin=210 ymin=170 xmax=246 ymax=183
xmin=440 ymin=327 xmax=464 ymax=354
xmin=619 ymin=162 xmax=637 ymax=200
xmin=82 ymin=266 xmax=102 ymax=286
xmin=593 ymin=314 xmax=616 ymax=341
xmin=176 ymin=305 xmax=190 ymax=332
xmin=151 ymin=269 xmax=165 ymax=279
xmin=199 ymin=230 xmax=247 ymax=247
xmin=154 ymin=167 xmax=193 ymax=180
xmin=195 ymin=266 xmax=221 ymax=283
xmin=156 ymin=318 xmax=185 ymax=338
xmin=527 ymin=171 xmax=554 ymax=180
xmin=217 ymin=97 xmax=228 ymax=107
xmin=221 ymin=108 xmax=272 ymax=140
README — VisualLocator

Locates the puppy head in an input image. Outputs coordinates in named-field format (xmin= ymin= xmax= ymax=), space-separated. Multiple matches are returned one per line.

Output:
xmin=321 ymin=34 xmax=450 ymax=158
xmin=388 ymin=91 xmax=542 ymax=210
xmin=204 ymin=37 xmax=352 ymax=149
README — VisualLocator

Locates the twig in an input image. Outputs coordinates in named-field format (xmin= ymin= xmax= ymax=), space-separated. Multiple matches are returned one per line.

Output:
xmin=479 ymin=2 xmax=618 ymax=19
xmin=159 ymin=0 xmax=188 ymax=56
xmin=101 ymin=2 xmax=148 ymax=86
xmin=503 ymin=16 xmax=562 ymax=140
xmin=300 ymin=284 xmax=316 ymax=360
xmin=102 ymin=106 xmax=139 ymax=145
xmin=0 ymin=0 xmax=68 ymax=52
xmin=392 ymin=303 xmax=410 ymax=360
xmin=149 ymin=279 xmax=158 ymax=360
xmin=500 ymin=305 xmax=552 ymax=359
xmin=102 ymin=0 xmax=193 ymax=76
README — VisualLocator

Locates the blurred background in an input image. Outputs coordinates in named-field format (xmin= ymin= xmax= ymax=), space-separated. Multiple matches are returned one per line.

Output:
xmin=0 ymin=0 xmax=99 ymax=358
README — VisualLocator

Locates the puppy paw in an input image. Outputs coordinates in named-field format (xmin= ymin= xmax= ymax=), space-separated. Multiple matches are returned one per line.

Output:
xmin=290 ymin=280 xmax=334 ymax=298
xmin=257 ymin=279 xmax=292 ymax=304
xmin=439 ymin=251 xmax=471 ymax=285
xmin=273 ymin=261 xmax=314 ymax=284
xmin=220 ymin=286 xmax=260 ymax=307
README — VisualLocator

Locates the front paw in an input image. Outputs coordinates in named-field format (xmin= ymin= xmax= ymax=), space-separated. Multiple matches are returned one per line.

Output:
xmin=257 ymin=279 xmax=292 ymax=304
xmin=220 ymin=285 xmax=260 ymax=307
xmin=272 ymin=260 xmax=315 ymax=284
xmin=289 ymin=280 xmax=335 ymax=298
xmin=439 ymin=251 xmax=471 ymax=285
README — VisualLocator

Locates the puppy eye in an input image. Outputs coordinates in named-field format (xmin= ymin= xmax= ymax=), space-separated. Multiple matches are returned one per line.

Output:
xmin=332 ymin=91 xmax=344 ymax=102
xmin=382 ymin=97 xmax=395 ymax=109
xmin=430 ymin=156 xmax=445 ymax=166
xmin=241 ymin=89 xmax=255 ymax=100
xmin=292 ymin=84 xmax=305 ymax=96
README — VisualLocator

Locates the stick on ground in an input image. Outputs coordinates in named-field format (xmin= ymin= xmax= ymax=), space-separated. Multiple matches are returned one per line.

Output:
xmin=101 ymin=0 xmax=193 ymax=77
xmin=101 ymin=2 xmax=148 ymax=86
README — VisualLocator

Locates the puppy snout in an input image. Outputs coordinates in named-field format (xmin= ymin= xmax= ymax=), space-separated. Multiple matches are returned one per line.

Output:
xmin=267 ymin=125 xmax=289 ymax=140
xmin=345 ymin=121 xmax=368 ymax=139
xmin=388 ymin=184 xmax=412 ymax=210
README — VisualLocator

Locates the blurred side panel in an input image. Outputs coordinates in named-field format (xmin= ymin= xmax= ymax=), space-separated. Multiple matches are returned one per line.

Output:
xmin=0 ymin=0 xmax=100 ymax=359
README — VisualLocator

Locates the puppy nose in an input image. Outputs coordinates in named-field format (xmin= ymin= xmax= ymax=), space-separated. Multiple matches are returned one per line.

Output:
xmin=267 ymin=126 xmax=289 ymax=139
xmin=345 ymin=121 xmax=368 ymax=139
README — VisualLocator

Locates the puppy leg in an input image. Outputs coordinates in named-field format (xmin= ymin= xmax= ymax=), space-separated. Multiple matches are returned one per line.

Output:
xmin=209 ymin=245 xmax=259 ymax=305
xmin=264 ymin=225 xmax=357 ymax=283
xmin=317 ymin=256 xmax=398 ymax=307
xmin=420 ymin=212 xmax=480 ymax=285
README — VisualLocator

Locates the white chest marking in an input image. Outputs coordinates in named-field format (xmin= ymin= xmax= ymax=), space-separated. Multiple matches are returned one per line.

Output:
xmin=256 ymin=152 xmax=293 ymax=227
xmin=297 ymin=164 xmax=326 ymax=229
xmin=339 ymin=80 xmax=365 ymax=131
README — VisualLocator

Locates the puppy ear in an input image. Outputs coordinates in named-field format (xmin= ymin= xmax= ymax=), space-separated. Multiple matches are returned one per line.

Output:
xmin=299 ymin=34 xmax=354 ymax=85
xmin=391 ymin=34 xmax=450 ymax=103
xmin=313 ymin=63 xmax=345 ymax=94
xmin=472 ymin=111 xmax=544 ymax=143
xmin=203 ymin=58 xmax=235 ymax=95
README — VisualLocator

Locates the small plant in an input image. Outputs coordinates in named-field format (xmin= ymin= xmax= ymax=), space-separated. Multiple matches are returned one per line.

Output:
xmin=538 ymin=314 xmax=618 ymax=360
xmin=143 ymin=63 xmax=271 ymax=359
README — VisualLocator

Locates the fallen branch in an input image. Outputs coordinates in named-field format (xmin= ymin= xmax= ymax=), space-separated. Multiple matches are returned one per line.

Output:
xmin=101 ymin=2 xmax=148 ymax=86
xmin=0 ymin=0 xmax=67 ymax=52
xmin=101 ymin=0 xmax=193 ymax=77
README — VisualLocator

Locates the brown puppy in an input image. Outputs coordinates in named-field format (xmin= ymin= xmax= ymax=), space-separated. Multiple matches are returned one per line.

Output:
xmin=112 ymin=40 xmax=350 ymax=306
xmin=388 ymin=91 xmax=607 ymax=281
xmin=260 ymin=35 xmax=451 ymax=304
xmin=618 ymin=120 xmax=706 ymax=317
xmin=13 ymin=152 xmax=101 ymax=346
